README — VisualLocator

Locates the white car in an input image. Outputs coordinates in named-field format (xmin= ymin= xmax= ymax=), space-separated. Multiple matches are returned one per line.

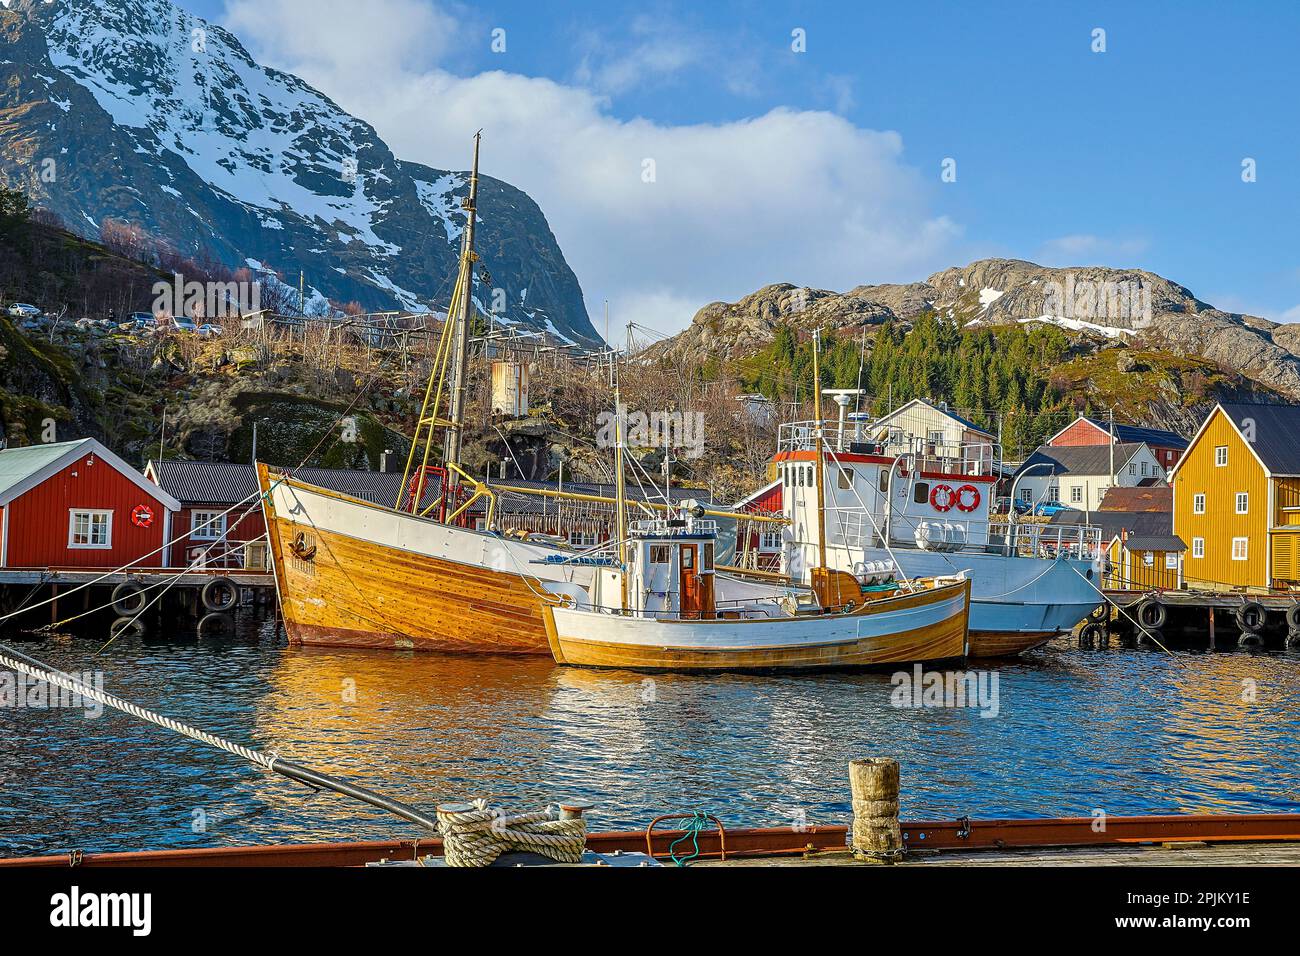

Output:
xmin=6 ymin=303 xmax=41 ymax=317
xmin=169 ymin=315 xmax=199 ymax=333
xmin=197 ymin=323 xmax=224 ymax=337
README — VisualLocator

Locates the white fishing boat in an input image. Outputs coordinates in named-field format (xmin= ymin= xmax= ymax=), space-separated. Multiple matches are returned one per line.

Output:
xmin=542 ymin=512 xmax=971 ymax=671
xmin=763 ymin=416 xmax=1105 ymax=657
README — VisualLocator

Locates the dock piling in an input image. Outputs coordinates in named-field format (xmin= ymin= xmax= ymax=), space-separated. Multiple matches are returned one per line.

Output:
xmin=849 ymin=757 xmax=903 ymax=863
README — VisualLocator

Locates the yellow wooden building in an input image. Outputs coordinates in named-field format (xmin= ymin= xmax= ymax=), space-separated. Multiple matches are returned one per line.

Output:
xmin=1170 ymin=402 xmax=1300 ymax=591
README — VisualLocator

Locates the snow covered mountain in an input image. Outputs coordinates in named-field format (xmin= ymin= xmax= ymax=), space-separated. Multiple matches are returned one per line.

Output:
xmin=0 ymin=0 xmax=599 ymax=346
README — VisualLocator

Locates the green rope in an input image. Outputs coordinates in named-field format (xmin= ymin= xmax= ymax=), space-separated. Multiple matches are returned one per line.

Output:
xmin=667 ymin=811 xmax=712 ymax=867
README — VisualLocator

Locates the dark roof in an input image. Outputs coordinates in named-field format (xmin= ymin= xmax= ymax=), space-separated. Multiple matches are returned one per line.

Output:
xmin=1017 ymin=442 xmax=1150 ymax=478
xmin=1049 ymin=509 xmax=1173 ymax=542
xmin=1078 ymin=417 xmax=1189 ymax=449
xmin=1123 ymin=534 xmax=1186 ymax=552
xmin=149 ymin=459 xmax=440 ymax=509
xmin=1098 ymin=486 xmax=1171 ymax=512
xmin=1219 ymin=403 xmax=1300 ymax=475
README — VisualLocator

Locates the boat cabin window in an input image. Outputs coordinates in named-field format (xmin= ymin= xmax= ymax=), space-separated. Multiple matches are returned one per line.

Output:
xmin=878 ymin=469 xmax=889 ymax=493
xmin=838 ymin=468 xmax=854 ymax=490
xmin=650 ymin=544 xmax=670 ymax=564
xmin=702 ymin=543 xmax=714 ymax=571
xmin=681 ymin=546 xmax=695 ymax=569
xmin=796 ymin=467 xmax=804 ymax=487
xmin=914 ymin=481 xmax=929 ymax=504
xmin=806 ymin=466 xmax=814 ymax=486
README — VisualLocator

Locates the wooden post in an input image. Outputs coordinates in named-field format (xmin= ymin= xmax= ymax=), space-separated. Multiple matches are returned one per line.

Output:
xmin=849 ymin=758 xmax=903 ymax=862
xmin=1208 ymin=605 xmax=1216 ymax=649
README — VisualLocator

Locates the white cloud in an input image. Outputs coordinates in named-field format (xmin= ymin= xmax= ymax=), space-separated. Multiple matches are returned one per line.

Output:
xmin=221 ymin=0 xmax=960 ymax=338
xmin=1036 ymin=234 xmax=1150 ymax=266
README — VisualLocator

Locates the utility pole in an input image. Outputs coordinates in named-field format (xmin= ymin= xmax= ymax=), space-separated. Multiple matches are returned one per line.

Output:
xmin=443 ymin=130 xmax=482 ymax=484
xmin=158 ymin=406 xmax=166 ymax=463
xmin=298 ymin=271 xmax=305 ymax=317
xmin=1109 ymin=405 xmax=1116 ymax=497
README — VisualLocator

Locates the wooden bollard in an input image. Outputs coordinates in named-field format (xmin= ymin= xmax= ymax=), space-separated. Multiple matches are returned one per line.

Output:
xmin=849 ymin=758 xmax=903 ymax=862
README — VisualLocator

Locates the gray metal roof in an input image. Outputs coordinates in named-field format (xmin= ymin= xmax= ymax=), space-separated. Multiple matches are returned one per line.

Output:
xmin=1219 ymin=403 xmax=1300 ymax=475
xmin=1017 ymin=442 xmax=1150 ymax=478
xmin=149 ymin=459 xmax=438 ymax=509
xmin=1049 ymin=509 xmax=1173 ymax=542
xmin=1123 ymin=534 xmax=1186 ymax=552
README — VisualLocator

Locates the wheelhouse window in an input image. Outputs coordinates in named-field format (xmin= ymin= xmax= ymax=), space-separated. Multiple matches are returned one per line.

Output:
xmin=69 ymin=510 xmax=112 ymax=549
xmin=649 ymin=544 xmax=670 ymax=564
xmin=913 ymin=482 xmax=929 ymax=504
xmin=191 ymin=510 xmax=227 ymax=541
xmin=838 ymin=468 xmax=854 ymax=490
xmin=702 ymin=543 xmax=714 ymax=571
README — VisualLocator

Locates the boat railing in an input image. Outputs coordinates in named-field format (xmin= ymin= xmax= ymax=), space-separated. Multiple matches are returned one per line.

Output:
xmin=777 ymin=422 xmax=999 ymax=479
xmin=994 ymin=522 xmax=1104 ymax=561
xmin=630 ymin=517 xmax=718 ymax=537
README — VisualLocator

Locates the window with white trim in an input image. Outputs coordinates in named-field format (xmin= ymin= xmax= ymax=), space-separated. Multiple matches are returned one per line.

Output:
xmin=1047 ymin=485 xmax=1060 ymax=502
xmin=1235 ymin=492 xmax=1249 ymax=514
xmin=1192 ymin=537 xmax=1204 ymax=558
xmin=1069 ymin=485 xmax=1082 ymax=503
xmin=569 ymin=530 xmax=597 ymax=548
xmin=1215 ymin=445 xmax=1228 ymax=467
xmin=1193 ymin=493 xmax=1205 ymax=514
xmin=759 ymin=530 xmax=781 ymax=550
xmin=1231 ymin=537 xmax=1248 ymax=561
xmin=1143 ymin=551 xmax=1154 ymax=567
xmin=1165 ymin=553 xmax=1178 ymax=569
xmin=1141 ymin=461 xmax=1148 ymax=476
xmin=1128 ymin=463 xmax=1136 ymax=476
xmin=69 ymin=510 xmax=112 ymax=549
xmin=191 ymin=510 xmax=227 ymax=541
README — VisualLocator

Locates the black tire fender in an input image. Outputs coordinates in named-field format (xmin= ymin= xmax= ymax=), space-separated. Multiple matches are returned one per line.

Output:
xmin=201 ymin=576 xmax=238 ymax=613
xmin=110 ymin=581 xmax=146 ymax=616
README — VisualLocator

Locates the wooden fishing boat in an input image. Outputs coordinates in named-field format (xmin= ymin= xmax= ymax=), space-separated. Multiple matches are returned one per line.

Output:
xmin=541 ymin=512 xmax=971 ymax=671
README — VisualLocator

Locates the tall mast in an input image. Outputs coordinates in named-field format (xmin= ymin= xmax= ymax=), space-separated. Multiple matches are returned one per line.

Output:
xmin=611 ymin=310 xmax=629 ymax=611
xmin=443 ymin=130 xmax=482 ymax=484
xmin=812 ymin=328 xmax=827 ymax=570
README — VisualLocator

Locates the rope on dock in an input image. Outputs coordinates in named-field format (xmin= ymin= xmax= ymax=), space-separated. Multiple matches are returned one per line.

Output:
xmin=436 ymin=799 xmax=587 ymax=867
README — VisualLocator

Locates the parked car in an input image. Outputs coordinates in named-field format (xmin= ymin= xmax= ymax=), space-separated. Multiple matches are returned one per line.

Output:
xmin=6 ymin=303 xmax=41 ymax=317
xmin=197 ymin=322 xmax=224 ymax=337
xmin=127 ymin=311 xmax=158 ymax=328
xmin=1031 ymin=501 xmax=1078 ymax=517
xmin=993 ymin=496 xmax=1031 ymax=515
xmin=170 ymin=314 xmax=199 ymax=333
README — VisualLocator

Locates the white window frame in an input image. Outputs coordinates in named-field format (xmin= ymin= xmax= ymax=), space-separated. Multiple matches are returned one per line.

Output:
xmin=1165 ymin=553 xmax=1178 ymax=569
xmin=1069 ymin=485 xmax=1082 ymax=503
xmin=1142 ymin=551 xmax=1154 ymax=567
xmin=1192 ymin=537 xmax=1205 ymax=558
xmin=569 ymin=530 xmax=597 ymax=548
xmin=1215 ymin=445 xmax=1228 ymax=467
xmin=1193 ymin=493 xmax=1205 ymax=514
xmin=1047 ymin=485 xmax=1060 ymax=503
xmin=759 ymin=530 xmax=781 ymax=551
xmin=68 ymin=509 xmax=113 ymax=549
xmin=1231 ymin=537 xmax=1249 ymax=561
xmin=1235 ymin=492 xmax=1249 ymax=514
xmin=191 ymin=510 xmax=228 ymax=541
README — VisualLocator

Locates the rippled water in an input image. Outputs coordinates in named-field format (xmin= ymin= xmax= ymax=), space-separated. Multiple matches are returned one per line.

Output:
xmin=2 ymin=616 xmax=1299 ymax=856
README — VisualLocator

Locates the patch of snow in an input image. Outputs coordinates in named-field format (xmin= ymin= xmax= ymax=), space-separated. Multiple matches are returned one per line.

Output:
xmin=412 ymin=172 xmax=465 ymax=244
xmin=979 ymin=288 xmax=1004 ymax=309
xmin=1018 ymin=315 xmax=1134 ymax=339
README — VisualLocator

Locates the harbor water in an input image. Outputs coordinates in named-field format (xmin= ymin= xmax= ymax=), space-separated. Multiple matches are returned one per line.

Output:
xmin=2 ymin=617 xmax=1299 ymax=855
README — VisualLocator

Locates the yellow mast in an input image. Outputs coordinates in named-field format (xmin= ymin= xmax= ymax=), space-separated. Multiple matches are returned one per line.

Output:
xmin=443 ymin=130 xmax=482 ymax=486
xmin=611 ymin=309 xmax=629 ymax=611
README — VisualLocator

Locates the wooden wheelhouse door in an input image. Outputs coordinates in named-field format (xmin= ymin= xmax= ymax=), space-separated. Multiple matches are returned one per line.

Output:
xmin=678 ymin=542 xmax=716 ymax=619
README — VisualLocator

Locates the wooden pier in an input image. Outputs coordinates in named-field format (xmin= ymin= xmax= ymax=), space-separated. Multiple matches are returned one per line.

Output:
xmin=1081 ymin=585 xmax=1300 ymax=649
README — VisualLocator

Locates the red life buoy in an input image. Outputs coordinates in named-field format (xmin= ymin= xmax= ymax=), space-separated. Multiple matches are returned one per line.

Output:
xmin=131 ymin=504 xmax=154 ymax=528
xmin=955 ymin=484 xmax=981 ymax=513
xmin=929 ymin=483 xmax=955 ymax=512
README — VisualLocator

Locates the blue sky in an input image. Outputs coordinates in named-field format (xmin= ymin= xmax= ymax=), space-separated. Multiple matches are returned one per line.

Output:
xmin=188 ymin=0 xmax=1300 ymax=335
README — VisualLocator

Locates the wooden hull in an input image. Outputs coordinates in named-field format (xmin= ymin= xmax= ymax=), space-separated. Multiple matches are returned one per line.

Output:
xmin=966 ymin=629 xmax=1055 ymax=658
xmin=546 ymin=579 xmax=970 ymax=671
xmin=258 ymin=465 xmax=585 ymax=654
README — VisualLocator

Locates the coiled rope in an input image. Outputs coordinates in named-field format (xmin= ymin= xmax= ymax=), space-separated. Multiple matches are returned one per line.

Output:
xmin=667 ymin=810 xmax=712 ymax=866
xmin=436 ymin=799 xmax=587 ymax=867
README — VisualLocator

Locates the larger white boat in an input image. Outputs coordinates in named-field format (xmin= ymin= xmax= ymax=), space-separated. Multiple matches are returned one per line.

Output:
xmin=764 ymin=419 xmax=1104 ymax=657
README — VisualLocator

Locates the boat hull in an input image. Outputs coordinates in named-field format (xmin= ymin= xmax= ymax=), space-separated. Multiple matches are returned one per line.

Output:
xmin=545 ymin=579 xmax=970 ymax=671
xmin=836 ymin=544 xmax=1101 ymax=657
xmin=259 ymin=466 xmax=591 ymax=654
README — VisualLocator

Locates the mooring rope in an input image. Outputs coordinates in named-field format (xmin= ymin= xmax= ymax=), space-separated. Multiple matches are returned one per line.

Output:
xmin=436 ymin=799 xmax=587 ymax=867
xmin=667 ymin=810 xmax=712 ymax=866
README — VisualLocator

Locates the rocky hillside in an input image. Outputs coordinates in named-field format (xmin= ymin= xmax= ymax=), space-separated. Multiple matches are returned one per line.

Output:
xmin=655 ymin=258 xmax=1300 ymax=401
xmin=0 ymin=0 xmax=599 ymax=346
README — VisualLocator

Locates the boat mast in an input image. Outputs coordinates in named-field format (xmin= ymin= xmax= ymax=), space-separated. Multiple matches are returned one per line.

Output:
xmin=812 ymin=328 xmax=828 ymax=570
xmin=443 ymin=130 xmax=482 ymax=487
xmin=611 ymin=313 xmax=629 ymax=611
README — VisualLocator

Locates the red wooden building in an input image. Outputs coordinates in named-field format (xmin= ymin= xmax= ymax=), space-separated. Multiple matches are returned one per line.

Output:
xmin=732 ymin=479 xmax=784 ymax=570
xmin=0 ymin=438 xmax=181 ymax=570
xmin=145 ymin=459 xmax=269 ymax=569
xmin=1047 ymin=415 xmax=1189 ymax=471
